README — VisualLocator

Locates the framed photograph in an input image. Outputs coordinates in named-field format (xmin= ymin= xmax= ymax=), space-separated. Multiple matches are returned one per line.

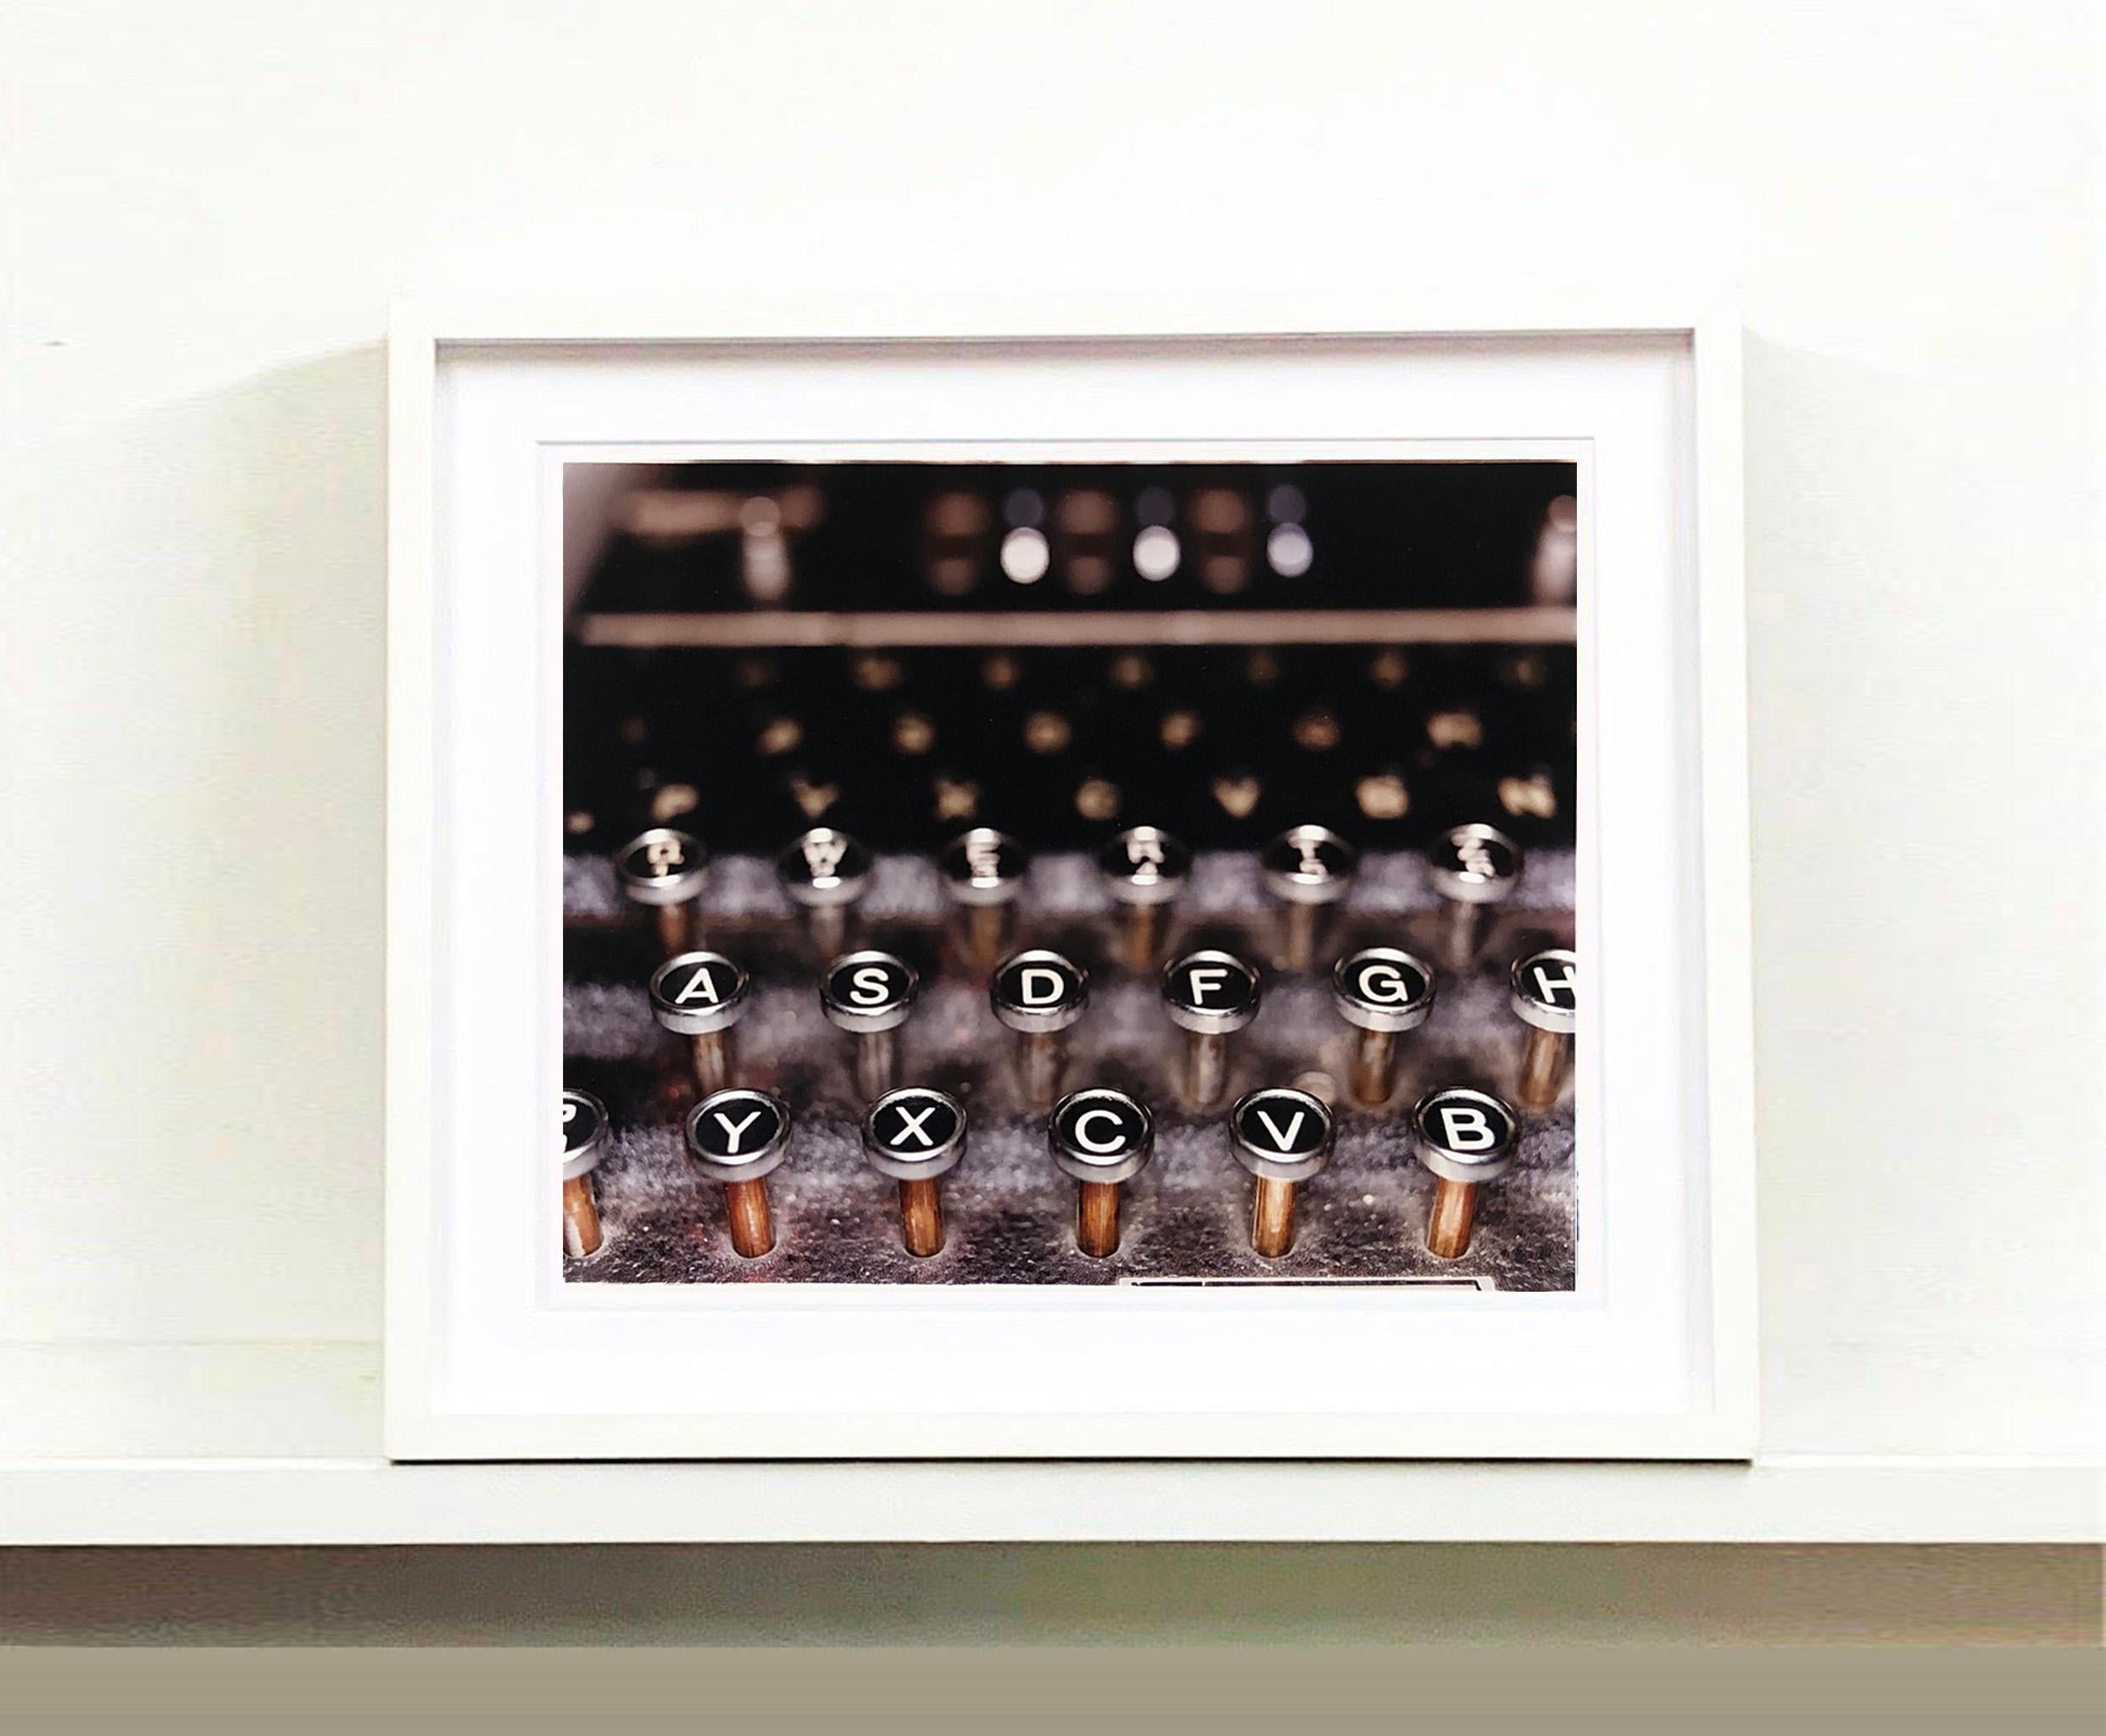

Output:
xmin=386 ymin=297 xmax=1755 ymax=1460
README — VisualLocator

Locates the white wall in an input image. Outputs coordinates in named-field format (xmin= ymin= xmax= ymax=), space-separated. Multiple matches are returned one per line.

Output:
xmin=3 ymin=1 xmax=2100 ymax=1464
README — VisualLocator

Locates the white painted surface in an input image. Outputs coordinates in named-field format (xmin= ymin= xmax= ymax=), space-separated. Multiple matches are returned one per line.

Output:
xmin=3 ymin=0 xmax=2100 ymax=1524
xmin=7 ymin=1457 xmax=2098 ymax=1549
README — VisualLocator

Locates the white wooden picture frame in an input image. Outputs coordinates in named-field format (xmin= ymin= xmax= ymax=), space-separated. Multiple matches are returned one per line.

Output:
xmin=385 ymin=296 xmax=1755 ymax=1461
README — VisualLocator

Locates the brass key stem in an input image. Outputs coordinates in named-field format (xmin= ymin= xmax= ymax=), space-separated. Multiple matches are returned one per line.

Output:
xmin=691 ymin=1031 xmax=733 ymax=1095
xmin=1076 ymin=1181 xmax=1121 ymax=1259
xmin=1121 ymin=904 xmax=1162 ymax=972
xmin=1281 ymin=903 xmax=1318 ymax=972
xmin=1017 ymin=1032 xmax=1065 ymax=1110
xmin=561 ymin=1176 xmax=603 ymax=1259
xmin=1180 ymin=1030 xmax=1229 ymax=1112
xmin=1349 ymin=1027 xmax=1396 ymax=1108
xmin=1440 ymin=900 xmax=1481 ymax=972
xmin=964 ymin=904 xmax=1009 ymax=972
xmin=806 ymin=904 xmax=848 ymax=959
xmin=723 ymin=1178 xmax=775 ymax=1258
xmin=1425 ymin=1177 xmax=1479 ymax=1260
xmin=1251 ymin=1177 xmax=1298 ymax=1257
xmin=1518 ymin=1027 xmax=1568 ymax=1110
xmin=854 ymin=1028 xmax=899 ymax=1102
xmin=899 ymin=1178 xmax=945 ymax=1257
xmin=655 ymin=903 xmax=696 ymax=957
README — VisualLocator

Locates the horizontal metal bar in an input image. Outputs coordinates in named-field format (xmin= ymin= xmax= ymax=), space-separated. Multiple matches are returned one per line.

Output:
xmin=577 ymin=607 xmax=1577 ymax=649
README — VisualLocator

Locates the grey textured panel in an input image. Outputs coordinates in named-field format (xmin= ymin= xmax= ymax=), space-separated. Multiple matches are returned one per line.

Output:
xmin=563 ymin=858 xmax=1576 ymax=1291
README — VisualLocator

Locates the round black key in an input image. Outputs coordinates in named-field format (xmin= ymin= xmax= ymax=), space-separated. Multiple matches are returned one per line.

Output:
xmin=1411 ymin=1086 xmax=1518 ymax=1184
xmin=1331 ymin=947 xmax=1437 ymax=1034
xmin=940 ymin=826 xmax=1028 ymax=907
xmin=683 ymin=1088 xmax=793 ymax=1182
xmin=1260 ymin=824 xmax=1358 ymax=906
xmin=560 ymin=1088 xmax=610 ymax=1181
xmin=1048 ymin=1088 xmax=1154 ymax=1186
xmin=777 ymin=826 xmax=872 ymax=909
xmin=615 ymin=826 xmax=708 ymax=905
xmin=1228 ymin=1086 xmax=1335 ymax=1182
xmin=1161 ymin=950 xmax=1262 ymax=1035
xmin=820 ymin=950 xmax=919 ymax=1033
xmin=861 ymin=1087 xmax=968 ymax=1181
xmin=1096 ymin=826 xmax=1190 ymax=907
xmin=1426 ymin=822 xmax=1523 ymax=906
xmin=648 ymin=950 xmax=749 ymax=1036
xmin=1510 ymin=949 xmax=1578 ymax=1033
xmin=989 ymin=949 xmax=1089 ymax=1034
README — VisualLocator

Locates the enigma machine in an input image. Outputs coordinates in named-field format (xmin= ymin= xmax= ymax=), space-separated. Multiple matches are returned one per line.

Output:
xmin=559 ymin=459 xmax=1580 ymax=1291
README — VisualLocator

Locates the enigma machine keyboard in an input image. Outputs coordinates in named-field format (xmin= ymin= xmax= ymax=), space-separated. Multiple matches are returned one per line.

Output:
xmin=560 ymin=459 xmax=1580 ymax=1291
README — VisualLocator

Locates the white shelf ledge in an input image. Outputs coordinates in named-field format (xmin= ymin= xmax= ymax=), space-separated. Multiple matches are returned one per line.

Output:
xmin=1 ymin=1455 xmax=2097 ymax=1548
xmin=0 ymin=1344 xmax=2095 ymax=1546
xmin=0 ymin=1456 xmax=2093 ymax=1548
